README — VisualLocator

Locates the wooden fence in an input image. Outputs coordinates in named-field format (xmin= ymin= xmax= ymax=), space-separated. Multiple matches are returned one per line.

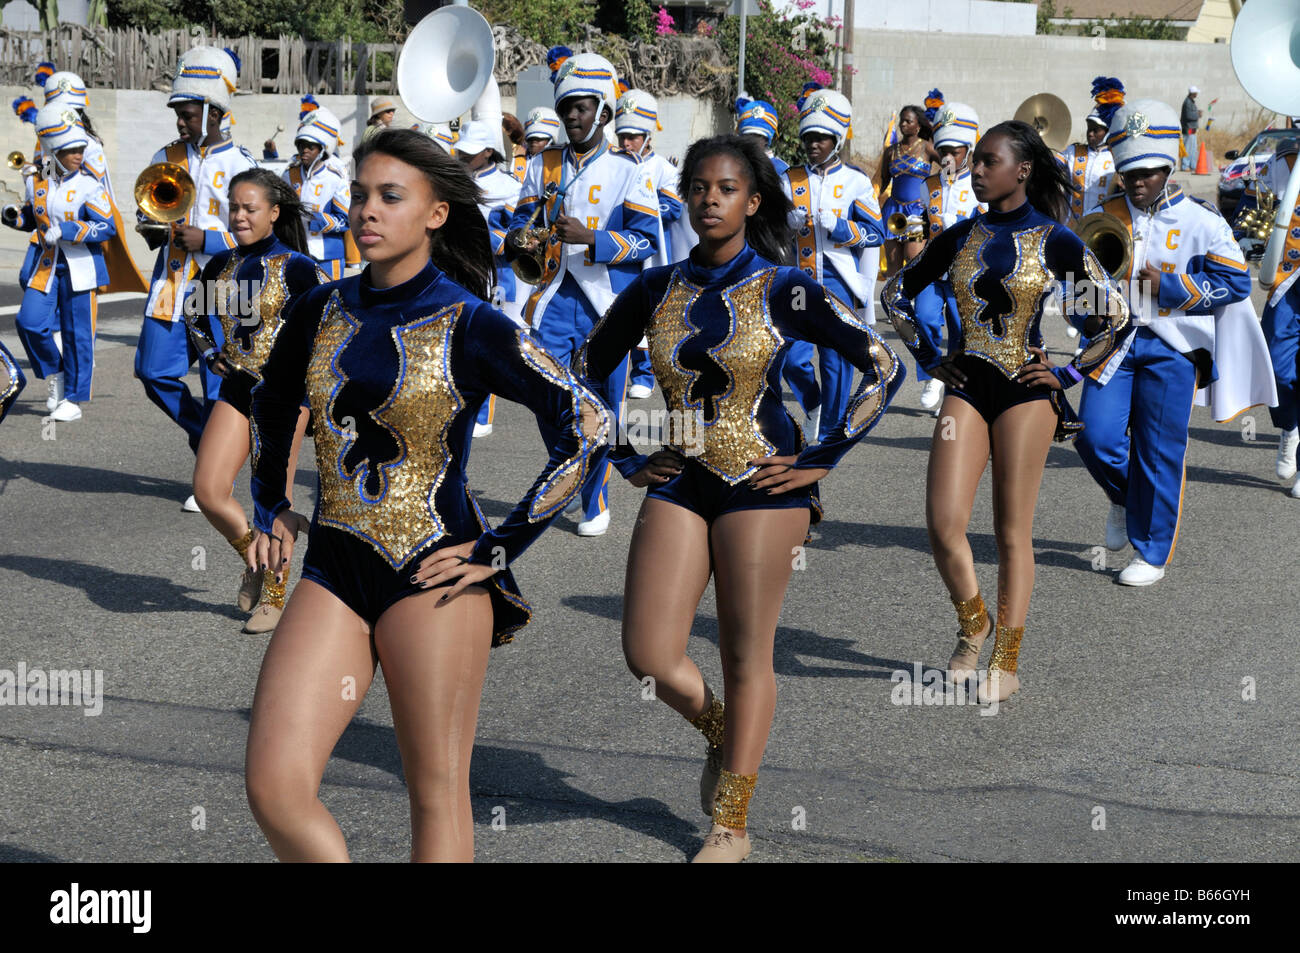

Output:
xmin=0 ymin=24 xmax=400 ymax=95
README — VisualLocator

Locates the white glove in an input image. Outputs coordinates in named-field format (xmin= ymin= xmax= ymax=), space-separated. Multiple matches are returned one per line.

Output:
xmin=787 ymin=208 xmax=807 ymax=230
xmin=43 ymin=225 xmax=61 ymax=246
xmin=818 ymin=209 xmax=841 ymax=234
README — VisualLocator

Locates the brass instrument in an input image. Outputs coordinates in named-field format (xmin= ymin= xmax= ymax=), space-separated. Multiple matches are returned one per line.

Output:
xmin=1013 ymin=93 xmax=1072 ymax=153
xmin=887 ymin=212 xmax=924 ymax=241
xmin=510 ymin=183 xmax=558 ymax=285
xmin=133 ymin=161 xmax=196 ymax=236
xmin=1073 ymin=210 xmax=1133 ymax=280
xmin=7 ymin=151 xmax=25 ymax=170
xmin=1235 ymin=181 xmax=1278 ymax=243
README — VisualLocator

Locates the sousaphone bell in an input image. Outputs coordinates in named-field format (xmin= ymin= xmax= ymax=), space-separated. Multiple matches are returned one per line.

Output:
xmin=1014 ymin=93 xmax=1072 ymax=153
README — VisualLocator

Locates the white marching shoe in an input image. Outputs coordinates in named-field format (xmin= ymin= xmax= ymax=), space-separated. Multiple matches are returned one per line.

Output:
xmin=627 ymin=383 xmax=653 ymax=399
xmin=182 ymin=494 xmax=201 ymax=513
xmin=1118 ymin=554 xmax=1165 ymax=586
xmin=45 ymin=371 xmax=64 ymax=411
xmin=473 ymin=421 xmax=493 ymax=438
xmin=49 ymin=399 xmax=81 ymax=422
xmin=1276 ymin=428 xmax=1298 ymax=481
xmin=576 ymin=509 xmax=610 ymax=537
xmin=1291 ymin=474 xmax=1300 ymax=499
xmin=802 ymin=406 xmax=821 ymax=445
xmin=1105 ymin=503 xmax=1127 ymax=551
xmin=919 ymin=378 xmax=944 ymax=414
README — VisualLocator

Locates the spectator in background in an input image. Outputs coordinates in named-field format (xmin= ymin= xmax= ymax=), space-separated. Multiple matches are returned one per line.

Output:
xmin=1181 ymin=86 xmax=1201 ymax=172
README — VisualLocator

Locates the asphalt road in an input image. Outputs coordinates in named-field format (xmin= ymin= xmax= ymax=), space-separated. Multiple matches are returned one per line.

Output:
xmin=1 ymin=174 xmax=1296 ymax=863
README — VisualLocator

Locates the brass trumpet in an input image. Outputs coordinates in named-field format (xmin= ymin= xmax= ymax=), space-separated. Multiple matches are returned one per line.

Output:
xmin=134 ymin=161 xmax=196 ymax=236
xmin=1073 ymin=210 xmax=1133 ymax=279
xmin=7 ymin=151 xmax=25 ymax=170
xmin=887 ymin=212 xmax=924 ymax=241
xmin=1234 ymin=182 xmax=1277 ymax=242
xmin=510 ymin=183 xmax=559 ymax=285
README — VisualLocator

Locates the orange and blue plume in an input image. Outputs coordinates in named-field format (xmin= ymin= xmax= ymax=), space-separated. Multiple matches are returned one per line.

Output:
xmin=299 ymin=94 xmax=320 ymax=121
xmin=923 ymin=88 xmax=944 ymax=124
xmin=546 ymin=46 xmax=573 ymax=84
xmin=34 ymin=61 xmax=56 ymax=87
xmin=12 ymin=96 xmax=37 ymax=124
xmin=796 ymin=81 xmax=822 ymax=112
xmin=616 ymin=76 xmax=630 ymax=98
xmin=1090 ymin=76 xmax=1125 ymax=127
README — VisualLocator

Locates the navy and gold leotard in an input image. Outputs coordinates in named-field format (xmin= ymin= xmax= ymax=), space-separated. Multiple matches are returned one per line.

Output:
xmin=880 ymin=201 xmax=1131 ymax=438
xmin=576 ymin=243 xmax=904 ymax=522
xmin=249 ymin=259 xmax=609 ymax=644
xmin=192 ymin=234 xmax=323 ymax=416
xmin=0 ymin=340 xmax=25 ymax=424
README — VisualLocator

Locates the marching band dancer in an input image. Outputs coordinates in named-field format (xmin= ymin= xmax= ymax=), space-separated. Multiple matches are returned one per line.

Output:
xmin=283 ymin=99 xmax=352 ymax=280
xmin=881 ymin=120 xmax=1131 ymax=701
xmin=878 ymin=103 xmax=939 ymax=274
xmin=576 ymin=133 xmax=902 ymax=861
xmin=1074 ymin=100 xmax=1254 ymax=583
xmin=243 ymin=128 xmax=607 ymax=862
xmin=455 ymin=118 xmax=523 ymax=434
xmin=1238 ymin=140 xmax=1300 ymax=488
xmin=2 ymin=105 xmax=118 ymax=423
xmin=135 ymin=46 xmax=257 ymax=511
xmin=784 ymin=89 xmax=886 ymax=442
xmin=913 ymin=102 xmax=985 ymax=414
xmin=504 ymin=53 xmax=660 ymax=537
xmin=615 ymin=89 xmax=683 ymax=399
xmin=189 ymin=169 xmax=322 ymax=634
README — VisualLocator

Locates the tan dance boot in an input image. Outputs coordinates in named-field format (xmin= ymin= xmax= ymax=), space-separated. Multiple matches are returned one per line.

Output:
xmin=947 ymin=591 xmax=991 ymax=681
xmin=692 ymin=769 xmax=755 ymax=863
xmin=978 ymin=623 xmax=1024 ymax=703
xmin=242 ymin=568 xmax=287 ymax=634
xmin=688 ymin=689 xmax=725 ymax=817
xmin=228 ymin=528 xmax=262 ymax=612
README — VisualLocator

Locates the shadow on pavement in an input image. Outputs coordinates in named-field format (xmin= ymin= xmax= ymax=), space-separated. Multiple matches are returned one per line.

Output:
xmin=0 ymin=459 xmax=191 ymax=503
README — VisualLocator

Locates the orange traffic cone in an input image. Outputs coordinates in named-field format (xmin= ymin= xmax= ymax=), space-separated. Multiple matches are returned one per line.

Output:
xmin=1195 ymin=141 xmax=1210 ymax=175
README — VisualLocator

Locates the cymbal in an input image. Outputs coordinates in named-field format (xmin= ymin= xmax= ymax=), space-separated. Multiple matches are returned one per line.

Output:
xmin=1014 ymin=93 xmax=1072 ymax=152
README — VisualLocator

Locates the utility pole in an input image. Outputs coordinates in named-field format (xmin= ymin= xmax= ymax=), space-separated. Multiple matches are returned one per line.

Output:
xmin=842 ymin=0 xmax=854 ymax=94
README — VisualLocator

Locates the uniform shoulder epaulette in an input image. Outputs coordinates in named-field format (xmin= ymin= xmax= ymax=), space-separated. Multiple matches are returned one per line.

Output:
xmin=1188 ymin=195 xmax=1225 ymax=220
xmin=613 ymin=148 xmax=641 ymax=164
xmin=842 ymin=160 xmax=871 ymax=178
xmin=237 ymin=145 xmax=257 ymax=163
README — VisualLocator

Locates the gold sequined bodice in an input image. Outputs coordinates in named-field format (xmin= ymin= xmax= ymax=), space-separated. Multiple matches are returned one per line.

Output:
xmin=645 ymin=268 xmax=783 ymax=483
xmin=211 ymin=251 xmax=293 ymax=378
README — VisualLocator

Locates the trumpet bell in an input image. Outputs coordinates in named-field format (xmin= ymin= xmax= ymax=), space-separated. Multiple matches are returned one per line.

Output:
xmin=134 ymin=162 xmax=197 ymax=224
xmin=1074 ymin=211 xmax=1132 ymax=280
xmin=397 ymin=5 xmax=496 ymax=123
xmin=7 ymin=151 xmax=25 ymax=170
xmin=1014 ymin=93 xmax=1072 ymax=153
xmin=887 ymin=212 xmax=909 ymax=236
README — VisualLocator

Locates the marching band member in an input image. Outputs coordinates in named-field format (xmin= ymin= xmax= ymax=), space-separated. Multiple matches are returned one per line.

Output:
xmin=0 ymin=342 xmax=24 ymax=425
xmin=505 ymin=53 xmax=660 ymax=537
xmin=737 ymin=97 xmax=788 ymax=176
xmin=244 ymin=129 xmax=607 ymax=861
xmin=913 ymin=101 xmax=985 ymax=414
xmin=784 ymin=88 xmax=886 ymax=442
xmin=455 ymin=118 xmax=523 ymax=434
xmin=615 ymin=88 xmax=683 ymax=399
xmin=881 ymin=120 xmax=1131 ymax=701
xmin=189 ymin=169 xmax=322 ymax=634
xmin=283 ymin=99 xmax=352 ymax=280
xmin=1060 ymin=78 xmax=1122 ymax=228
xmin=502 ymin=113 xmax=528 ymax=180
xmin=1074 ymin=100 xmax=1253 ymax=585
xmin=878 ymin=102 xmax=939 ymax=274
xmin=1239 ymin=140 xmax=1300 ymax=487
xmin=576 ymin=133 xmax=901 ymax=861
xmin=520 ymin=106 xmax=562 ymax=171
xmin=2 ymin=104 xmax=117 ymax=422
xmin=135 ymin=46 xmax=257 ymax=511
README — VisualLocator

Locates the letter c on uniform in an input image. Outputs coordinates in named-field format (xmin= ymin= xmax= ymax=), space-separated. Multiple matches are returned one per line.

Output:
xmin=588 ymin=184 xmax=601 ymax=204
xmin=833 ymin=184 xmax=844 ymax=199
xmin=1165 ymin=229 xmax=1180 ymax=250
xmin=959 ymin=190 xmax=969 ymax=203
xmin=213 ymin=171 xmax=225 ymax=189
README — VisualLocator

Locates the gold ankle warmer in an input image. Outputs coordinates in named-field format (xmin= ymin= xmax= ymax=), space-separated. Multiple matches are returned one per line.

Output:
xmin=952 ymin=592 xmax=988 ymax=637
xmin=689 ymin=693 xmax=725 ymax=749
xmin=229 ymin=527 xmax=256 ymax=560
xmin=988 ymin=624 xmax=1024 ymax=675
xmin=261 ymin=568 xmax=287 ymax=609
xmin=712 ymin=770 xmax=756 ymax=831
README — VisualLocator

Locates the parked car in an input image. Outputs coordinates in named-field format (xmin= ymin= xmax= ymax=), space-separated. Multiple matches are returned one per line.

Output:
xmin=1218 ymin=128 xmax=1300 ymax=219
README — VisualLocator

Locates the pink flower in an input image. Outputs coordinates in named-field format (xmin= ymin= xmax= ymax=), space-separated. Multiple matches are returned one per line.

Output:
xmin=655 ymin=6 xmax=677 ymax=35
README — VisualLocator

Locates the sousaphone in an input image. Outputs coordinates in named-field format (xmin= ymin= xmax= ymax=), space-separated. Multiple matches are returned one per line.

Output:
xmin=1014 ymin=93 xmax=1072 ymax=152
xmin=396 ymin=6 xmax=496 ymax=124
